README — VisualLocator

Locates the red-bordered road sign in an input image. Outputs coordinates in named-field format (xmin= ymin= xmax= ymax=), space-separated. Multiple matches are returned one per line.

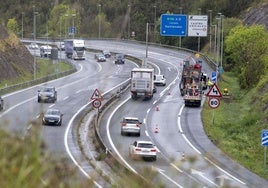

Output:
xmin=206 ymin=83 xmax=222 ymax=97
xmin=208 ymin=97 xmax=220 ymax=109
xmin=92 ymin=99 xmax=101 ymax=108
xmin=91 ymin=89 xmax=102 ymax=100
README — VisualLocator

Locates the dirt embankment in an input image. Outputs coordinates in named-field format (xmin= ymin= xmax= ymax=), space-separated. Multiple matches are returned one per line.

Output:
xmin=0 ymin=25 xmax=33 ymax=82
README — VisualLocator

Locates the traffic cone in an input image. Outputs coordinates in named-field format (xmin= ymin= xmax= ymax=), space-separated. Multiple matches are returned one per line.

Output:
xmin=156 ymin=105 xmax=159 ymax=111
xmin=181 ymin=152 xmax=185 ymax=161
xmin=154 ymin=125 xmax=159 ymax=133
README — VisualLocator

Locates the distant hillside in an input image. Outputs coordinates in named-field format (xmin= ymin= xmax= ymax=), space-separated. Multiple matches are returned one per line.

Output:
xmin=0 ymin=25 xmax=33 ymax=82
xmin=242 ymin=1 xmax=268 ymax=30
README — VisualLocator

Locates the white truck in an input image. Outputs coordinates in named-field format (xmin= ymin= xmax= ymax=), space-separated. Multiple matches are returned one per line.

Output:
xmin=64 ymin=39 xmax=85 ymax=60
xmin=130 ymin=67 xmax=154 ymax=100
xmin=40 ymin=45 xmax=52 ymax=58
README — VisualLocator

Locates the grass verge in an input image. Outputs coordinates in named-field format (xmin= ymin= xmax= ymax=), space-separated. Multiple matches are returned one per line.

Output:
xmin=202 ymin=71 xmax=268 ymax=180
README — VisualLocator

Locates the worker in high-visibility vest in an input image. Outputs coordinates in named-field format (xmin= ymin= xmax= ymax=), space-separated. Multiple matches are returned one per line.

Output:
xmin=223 ymin=88 xmax=229 ymax=96
xmin=207 ymin=79 xmax=213 ymax=88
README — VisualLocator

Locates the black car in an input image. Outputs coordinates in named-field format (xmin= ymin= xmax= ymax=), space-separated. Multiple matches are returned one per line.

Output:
xmin=42 ymin=108 xmax=63 ymax=126
xmin=0 ymin=96 xmax=3 ymax=111
xmin=115 ymin=53 xmax=125 ymax=64
xmin=38 ymin=86 xmax=57 ymax=103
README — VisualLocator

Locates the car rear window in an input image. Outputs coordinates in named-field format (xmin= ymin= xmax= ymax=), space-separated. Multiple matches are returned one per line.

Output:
xmin=125 ymin=119 xmax=139 ymax=124
xmin=138 ymin=143 xmax=153 ymax=148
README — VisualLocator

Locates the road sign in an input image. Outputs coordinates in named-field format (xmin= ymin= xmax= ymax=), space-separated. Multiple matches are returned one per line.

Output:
xmin=160 ymin=14 xmax=187 ymax=36
xmin=188 ymin=15 xmax=208 ymax=37
xmin=208 ymin=97 xmax=220 ymax=109
xmin=206 ymin=83 xmax=222 ymax=97
xmin=92 ymin=99 xmax=101 ymax=108
xmin=70 ymin=27 xmax=76 ymax=35
xmin=262 ymin=130 xmax=268 ymax=146
xmin=91 ymin=88 xmax=102 ymax=100
xmin=211 ymin=71 xmax=217 ymax=83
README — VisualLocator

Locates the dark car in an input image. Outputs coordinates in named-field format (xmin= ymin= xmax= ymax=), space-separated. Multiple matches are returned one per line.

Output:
xmin=42 ymin=108 xmax=63 ymax=126
xmin=38 ymin=86 xmax=57 ymax=103
xmin=115 ymin=53 xmax=125 ymax=64
xmin=0 ymin=96 xmax=3 ymax=111
xmin=102 ymin=50 xmax=111 ymax=58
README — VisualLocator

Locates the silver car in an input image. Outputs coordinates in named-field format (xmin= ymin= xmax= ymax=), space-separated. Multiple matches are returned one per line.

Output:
xmin=121 ymin=117 xmax=142 ymax=136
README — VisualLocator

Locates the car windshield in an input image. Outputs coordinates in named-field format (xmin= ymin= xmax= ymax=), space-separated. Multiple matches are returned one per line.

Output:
xmin=42 ymin=88 xmax=53 ymax=92
xmin=47 ymin=109 xmax=60 ymax=115
xmin=138 ymin=143 xmax=153 ymax=148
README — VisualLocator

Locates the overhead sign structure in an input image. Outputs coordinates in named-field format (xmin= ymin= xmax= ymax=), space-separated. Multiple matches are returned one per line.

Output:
xmin=188 ymin=15 xmax=208 ymax=37
xmin=262 ymin=130 xmax=268 ymax=146
xmin=91 ymin=89 xmax=102 ymax=100
xmin=208 ymin=97 xmax=220 ymax=109
xmin=206 ymin=83 xmax=222 ymax=97
xmin=160 ymin=14 xmax=187 ymax=36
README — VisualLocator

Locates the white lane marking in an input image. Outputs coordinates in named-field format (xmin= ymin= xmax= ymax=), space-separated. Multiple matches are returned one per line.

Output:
xmin=177 ymin=105 xmax=246 ymax=186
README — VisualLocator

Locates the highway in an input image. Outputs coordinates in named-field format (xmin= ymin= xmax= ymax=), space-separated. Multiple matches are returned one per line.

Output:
xmin=1 ymin=39 xmax=268 ymax=187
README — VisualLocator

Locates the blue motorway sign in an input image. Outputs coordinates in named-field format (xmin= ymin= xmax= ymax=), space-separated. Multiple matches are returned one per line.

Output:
xmin=262 ymin=130 xmax=268 ymax=146
xmin=70 ymin=27 xmax=76 ymax=35
xmin=160 ymin=14 xmax=187 ymax=36
xmin=211 ymin=71 xmax=217 ymax=83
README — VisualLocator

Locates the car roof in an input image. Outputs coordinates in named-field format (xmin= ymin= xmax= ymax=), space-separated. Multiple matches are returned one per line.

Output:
xmin=124 ymin=116 xmax=139 ymax=120
xmin=136 ymin=140 xmax=153 ymax=145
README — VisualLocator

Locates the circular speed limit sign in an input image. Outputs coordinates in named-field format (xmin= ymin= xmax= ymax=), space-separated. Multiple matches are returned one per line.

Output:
xmin=92 ymin=99 xmax=101 ymax=108
xmin=208 ymin=97 xmax=220 ymax=109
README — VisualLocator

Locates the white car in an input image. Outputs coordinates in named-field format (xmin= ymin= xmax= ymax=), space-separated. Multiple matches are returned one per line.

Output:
xmin=129 ymin=140 xmax=157 ymax=161
xmin=154 ymin=74 xmax=166 ymax=86
xmin=121 ymin=117 xmax=142 ymax=136
xmin=29 ymin=42 xmax=39 ymax=49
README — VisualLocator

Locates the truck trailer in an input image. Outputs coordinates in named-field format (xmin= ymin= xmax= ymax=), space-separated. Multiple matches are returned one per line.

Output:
xmin=130 ymin=67 xmax=154 ymax=100
xmin=64 ymin=39 xmax=85 ymax=60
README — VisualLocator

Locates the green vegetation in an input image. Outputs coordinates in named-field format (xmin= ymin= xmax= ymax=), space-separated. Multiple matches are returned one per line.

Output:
xmin=202 ymin=72 xmax=268 ymax=179
xmin=0 ymin=59 xmax=73 ymax=88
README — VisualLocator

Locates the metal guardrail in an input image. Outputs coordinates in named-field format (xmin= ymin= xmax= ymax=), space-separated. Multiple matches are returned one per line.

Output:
xmin=0 ymin=59 xmax=76 ymax=96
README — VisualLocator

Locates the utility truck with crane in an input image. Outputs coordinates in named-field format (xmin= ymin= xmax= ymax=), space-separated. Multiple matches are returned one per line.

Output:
xmin=179 ymin=60 xmax=207 ymax=107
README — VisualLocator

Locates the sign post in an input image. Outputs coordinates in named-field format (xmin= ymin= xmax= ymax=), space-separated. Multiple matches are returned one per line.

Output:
xmin=91 ymin=89 xmax=103 ymax=112
xmin=262 ymin=130 xmax=268 ymax=171
xmin=206 ymin=83 xmax=222 ymax=125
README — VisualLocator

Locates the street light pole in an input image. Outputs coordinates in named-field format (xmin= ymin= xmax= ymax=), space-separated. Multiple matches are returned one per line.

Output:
xmin=208 ymin=10 xmax=212 ymax=53
xmin=128 ymin=4 xmax=131 ymax=39
xmin=21 ymin=12 xmax=24 ymax=39
xmin=98 ymin=4 xmax=101 ymax=39
xmin=197 ymin=8 xmax=201 ymax=52
xmin=153 ymin=5 xmax=156 ymax=42
xmin=216 ymin=13 xmax=222 ymax=67
xmin=179 ymin=7 xmax=183 ymax=48
xmin=72 ymin=14 xmax=76 ymax=39
xmin=220 ymin=15 xmax=224 ymax=69
xmin=33 ymin=11 xmax=38 ymax=80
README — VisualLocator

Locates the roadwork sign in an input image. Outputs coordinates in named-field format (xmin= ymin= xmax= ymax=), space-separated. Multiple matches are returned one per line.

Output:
xmin=206 ymin=83 xmax=222 ymax=97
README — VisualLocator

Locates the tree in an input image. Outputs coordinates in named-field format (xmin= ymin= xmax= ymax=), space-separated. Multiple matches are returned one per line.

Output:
xmin=225 ymin=25 xmax=268 ymax=89
xmin=6 ymin=18 xmax=19 ymax=35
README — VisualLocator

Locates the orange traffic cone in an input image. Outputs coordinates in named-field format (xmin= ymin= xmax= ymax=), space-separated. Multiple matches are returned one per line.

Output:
xmin=154 ymin=125 xmax=159 ymax=133
xmin=181 ymin=152 xmax=185 ymax=161
xmin=156 ymin=105 xmax=159 ymax=111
